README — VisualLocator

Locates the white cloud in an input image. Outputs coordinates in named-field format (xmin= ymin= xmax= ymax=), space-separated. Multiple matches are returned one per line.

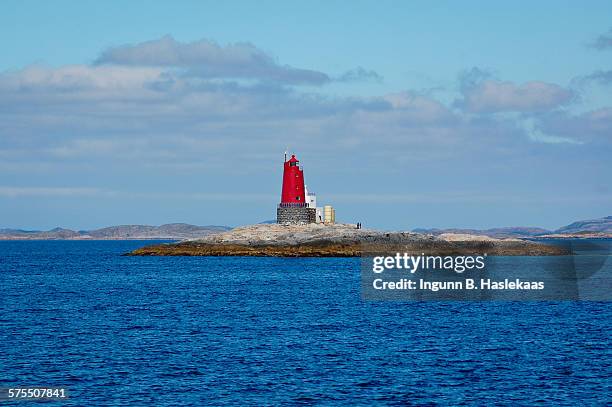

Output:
xmin=382 ymin=92 xmax=454 ymax=122
xmin=581 ymin=69 xmax=612 ymax=85
xmin=531 ymin=107 xmax=612 ymax=144
xmin=336 ymin=67 xmax=382 ymax=83
xmin=96 ymin=35 xmax=330 ymax=85
xmin=591 ymin=28 xmax=612 ymax=50
xmin=457 ymin=80 xmax=574 ymax=113
xmin=0 ymin=42 xmax=609 ymax=182
xmin=0 ymin=64 xmax=163 ymax=92
xmin=520 ymin=118 xmax=582 ymax=145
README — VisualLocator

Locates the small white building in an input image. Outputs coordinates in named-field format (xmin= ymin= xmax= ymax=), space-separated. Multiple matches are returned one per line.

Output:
xmin=305 ymin=186 xmax=323 ymax=223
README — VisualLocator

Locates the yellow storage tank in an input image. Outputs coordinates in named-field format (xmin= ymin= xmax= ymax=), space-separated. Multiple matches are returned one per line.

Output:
xmin=324 ymin=205 xmax=335 ymax=224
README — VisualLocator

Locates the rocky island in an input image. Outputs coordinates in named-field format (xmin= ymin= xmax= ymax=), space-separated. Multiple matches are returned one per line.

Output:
xmin=127 ymin=223 xmax=568 ymax=257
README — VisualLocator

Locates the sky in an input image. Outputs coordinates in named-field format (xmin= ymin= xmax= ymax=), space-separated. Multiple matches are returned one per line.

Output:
xmin=0 ymin=1 xmax=611 ymax=230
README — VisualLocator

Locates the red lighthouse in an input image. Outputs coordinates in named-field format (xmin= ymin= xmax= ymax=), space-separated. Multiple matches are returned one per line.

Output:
xmin=277 ymin=153 xmax=317 ymax=224
xmin=280 ymin=154 xmax=306 ymax=205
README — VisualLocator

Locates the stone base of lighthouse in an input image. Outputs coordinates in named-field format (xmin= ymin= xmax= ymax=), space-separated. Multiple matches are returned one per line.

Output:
xmin=276 ymin=207 xmax=316 ymax=224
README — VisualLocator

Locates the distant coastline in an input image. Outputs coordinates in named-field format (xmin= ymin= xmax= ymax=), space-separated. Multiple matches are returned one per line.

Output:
xmin=0 ymin=224 xmax=229 ymax=241
xmin=1 ymin=216 xmax=610 ymax=241
xmin=413 ymin=216 xmax=612 ymax=239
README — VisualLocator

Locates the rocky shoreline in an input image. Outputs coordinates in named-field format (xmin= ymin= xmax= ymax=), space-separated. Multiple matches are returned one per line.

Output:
xmin=127 ymin=224 xmax=569 ymax=257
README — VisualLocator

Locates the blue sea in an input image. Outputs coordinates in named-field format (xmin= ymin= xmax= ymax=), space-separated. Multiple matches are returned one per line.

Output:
xmin=1 ymin=240 xmax=610 ymax=406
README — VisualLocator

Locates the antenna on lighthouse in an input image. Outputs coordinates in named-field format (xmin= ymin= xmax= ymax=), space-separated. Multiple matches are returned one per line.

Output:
xmin=284 ymin=147 xmax=288 ymax=162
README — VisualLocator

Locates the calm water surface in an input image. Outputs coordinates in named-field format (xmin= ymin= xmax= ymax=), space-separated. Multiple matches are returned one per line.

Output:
xmin=1 ymin=241 xmax=610 ymax=405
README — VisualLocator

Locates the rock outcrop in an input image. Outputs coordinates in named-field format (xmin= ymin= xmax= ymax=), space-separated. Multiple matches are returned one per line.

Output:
xmin=128 ymin=223 xmax=568 ymax=257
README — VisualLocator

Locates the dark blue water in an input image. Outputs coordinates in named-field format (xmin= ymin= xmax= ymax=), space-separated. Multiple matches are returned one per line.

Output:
xmin=1 ymin=241 xmax=610 ymax=405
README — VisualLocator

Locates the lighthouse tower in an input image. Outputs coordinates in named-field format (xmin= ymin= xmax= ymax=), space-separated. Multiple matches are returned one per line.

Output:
xmin=277 ymin=154 xmax=317 ymax=224
xmin=281 ymin=155 xmax=306 ymax=204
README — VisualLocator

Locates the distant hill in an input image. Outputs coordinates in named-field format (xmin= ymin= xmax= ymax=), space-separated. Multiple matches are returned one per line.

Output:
xmin=413 ymin=216 xmax=612 ymax=238
xmin=3 ymin=215 xmax=610 ymax=240
xmin=412 ymin=227 xmax=551 ymax=239
xmin=0 ymin=223 xmax=230 ymax=240
xmin=554 ymin=216 xmax=612 ymax=234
